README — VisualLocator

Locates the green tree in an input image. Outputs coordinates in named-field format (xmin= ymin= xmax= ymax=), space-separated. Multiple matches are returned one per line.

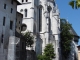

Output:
xmin=23 ymin=32 xmax=34 ymax=47
xmin=60 ymin=19 xmax=73 ymax=59
xmin=69 ymin=0 xmax=80 ymax=9
xmin=37 ymin=44 xmax=55 ymax=60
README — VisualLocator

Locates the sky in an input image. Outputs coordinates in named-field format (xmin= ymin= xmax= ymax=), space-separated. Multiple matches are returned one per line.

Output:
xmin=55 ymin=0 xmax=80 ymax=45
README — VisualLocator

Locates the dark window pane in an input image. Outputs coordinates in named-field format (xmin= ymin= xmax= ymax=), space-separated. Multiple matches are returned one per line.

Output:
xmin=22 ymin=0 xmax=24 ymax=2
xmin=11 ymin=0 xmax=13 ymax=4
xmin=4 ymin=4 xmax=6 ymax=9
xmin=11 ymin=8 xmax=13 ymax=13
xmin=10 ymin=21 xmax=13 ymax=30
xmin=3 ymin=17 xmax=5 ymax=26
xmin=1 ymin=34 xmax=3 ymax=43
xmin=25 ymin=9 xmax=27 ymax=17
xmin=16 ymin=19 xmax=17 ymax=22
xmin=26 ymin=0 xmax=28 ymax=2
xmin=22 ymin=42 xmax=25 ymax=49
xmin=39 ymin=8 xmax=42 ymax=32
xmin=19 ymin=27 xmax=20 ymax=29
xmin=19 ymin=21 xmax=20 ymax=24
xmin=53 ymin=2 xmax=56 ymax=6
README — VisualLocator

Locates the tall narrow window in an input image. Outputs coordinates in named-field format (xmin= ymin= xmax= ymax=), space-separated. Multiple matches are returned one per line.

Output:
xmin=19 ymin=21 xmax=20 ymax=24
xmin=25 ymin=9 xmax=27 ymax=17
xmin=11 ymin=8 xmax=13 ymax=13
xmin=26 ymin=0 xmax=28 ymax=2
xmin=22 ymin=0 xmax=24 ymax=2
xmin=19 ymin=27 xmax=20 ymax=30
xmin=39 ymin=7 xmax=42 ymax=32
xmin=3 ymin=17 xmax=5 ymax=26
xmin=10 ymin=21 xmax=13 ymax=30
xmin=11 ymin=0 xmax=13 ymax=4
xmin=1 ymin=34 xmax=3 ymax=43
xmin=53 ymin=2 xmax=56 ymax=6
xmin=4 ymin=4 xmax=6 ymax=9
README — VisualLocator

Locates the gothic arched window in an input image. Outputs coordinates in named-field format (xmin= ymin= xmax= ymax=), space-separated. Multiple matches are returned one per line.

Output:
xmin=39 ymin=6 xmax=42 ymax=32
xmin=25 ymin=9 xmax=27 ymax=17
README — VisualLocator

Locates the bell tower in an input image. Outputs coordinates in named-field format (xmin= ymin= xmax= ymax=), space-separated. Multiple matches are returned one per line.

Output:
xmin=17 ymin=0 xmax=35 ymax=33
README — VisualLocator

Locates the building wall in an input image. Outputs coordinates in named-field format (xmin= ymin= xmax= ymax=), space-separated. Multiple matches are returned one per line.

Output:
xmin=7 ymin=36 xmax=20 ymax=60
xmin=0 ymin=0 xmax=17 ymax=48
xmin=78 ymin=46 xmax=80 ymax=60
xmin=0 ymin=0 xmax=20 ymax=60
xmin=68 ymin=41 xmax=78 ymax=60
xmin=26 ymin=50 xmax=37 ymax=60
xmin=17 ymin=0 xmax=34 ymax=32
xmin=17 ymin=0 xmax=60 ymax=60
xmin=16 ymin=12 xmax=23 ymax=33
xmin=78 ymin=51 xmax=80 ymax=60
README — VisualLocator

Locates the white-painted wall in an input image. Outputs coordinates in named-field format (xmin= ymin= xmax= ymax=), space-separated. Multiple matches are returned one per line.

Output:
xmin=17 ymin=0 xmax=60 ymax=60
xmin=17 ymin=1 xmax=34 ymax=33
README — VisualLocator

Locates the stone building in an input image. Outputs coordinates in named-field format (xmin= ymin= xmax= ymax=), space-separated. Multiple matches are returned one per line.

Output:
xmin=68 ymin=27 xmax=79 ymax=60
xmin=77 ymin=45 xmax=80 ymax=60
xmin=60 ymin=19 xmax=79 ymax=60
xmin=17 ymin=0 xmax=60 ymax=60
xmin=16 ymin=12 xmax=23 ymax=34
xmin=0 ymin=0 xmax=21 ymax=60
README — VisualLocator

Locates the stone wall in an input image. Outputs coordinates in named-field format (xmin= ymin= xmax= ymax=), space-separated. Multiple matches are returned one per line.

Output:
xmin=26 ymin=50 xmax=37 ymax=60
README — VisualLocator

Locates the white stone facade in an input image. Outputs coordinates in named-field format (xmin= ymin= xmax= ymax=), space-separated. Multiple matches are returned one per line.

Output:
xmin=17 ymin=0 xmax=60 ymax=60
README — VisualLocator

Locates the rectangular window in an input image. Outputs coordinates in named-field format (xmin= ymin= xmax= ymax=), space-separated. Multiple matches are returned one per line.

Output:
xmin=19 ymin=21 xmax=20 ymax=24
xmin=19 ymin=27 xmax=20 ymax=30
xmin=53 ymin=2 xmax=55 ymax=6
xmin=4 ymin=4 xmax=6 ymax=9
xmin=25 ymin=9 xmax=27 ymax=17
xmin=22 ymin=0 xmax=24 ymax=2
xmin=1 ymin=34 xmax=3 ymax=43
xmin=26 ymin=0 xmax=28 ymax=2
xmin=11 ymin=0 xmax=13 ymax=4
xmin=10 ymin=21 xmax=13 ymax=30
xmin=3 ymin=17 xmax=5 ymax=26
xmin=11 ymin=8 xmax=13 ymax=13
xmin=22 ymin=42 xmax=24 ymax=49
xmin=39 ymin=8 xmax=42 ymax=32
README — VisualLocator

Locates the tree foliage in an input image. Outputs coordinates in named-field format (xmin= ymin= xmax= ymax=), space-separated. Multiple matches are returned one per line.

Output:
xmin=60 ymin=19 xmax=73 ymax=59
xmin=37 ymin=44 xmax=55 ymax=60
xmin=69 ymin=0 xmax=80 ymax=9
xmin=23 ymin=32 xmax=34 ymax=47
